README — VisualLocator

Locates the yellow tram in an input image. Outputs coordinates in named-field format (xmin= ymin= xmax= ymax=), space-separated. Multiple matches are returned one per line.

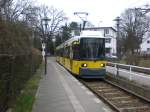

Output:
xmin=56 ymin=31 xmax=106 ymax=78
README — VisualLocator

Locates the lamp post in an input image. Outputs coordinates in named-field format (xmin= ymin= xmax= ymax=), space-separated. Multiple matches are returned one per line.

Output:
xmin=42 ymin=17 xmax=51 ymax=75
xmin=114 ymin=16 xmax=121 ymax=58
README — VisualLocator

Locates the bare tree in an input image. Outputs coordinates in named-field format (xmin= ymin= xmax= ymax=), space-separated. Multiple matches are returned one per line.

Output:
xmin=0 ymin=0 xmax=11 ymax=18
xmin=0 ymin=0 xmax=38 ymax=23
xmin=21 ymin=4 xmax=40 ymax=27
xmin=1 ymin=1 xmax=66 ymax=35
xmin=120 ymin=8 xmax=150 ymax=65
xmin=38 ymin=5 xmax=66 ymax=37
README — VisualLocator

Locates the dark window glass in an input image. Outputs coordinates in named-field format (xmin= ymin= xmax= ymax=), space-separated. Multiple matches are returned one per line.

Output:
xmin=147 ymin=48 xmax=150 ymax=51
xmin=66 ymin=47 xmax=70 ymax=58
xmin=70 ymin=46 xmax=73 ymax=59
xmin=64 ymin=47 xmax=67 ymax=57
xmin=104 ymin=29 xmax=109 ymax=34
xmin=80 ymin=38 xmax=105 ymax=60
xmin=60 ymin=48 xmax=63 ymax=56
xmin=72 ymin=44 xmax=80 ymax=59
xmin=56 ymin=50 xmax=59 ymax=56
xmin=105 ymin=38 xmax=111 ymax=43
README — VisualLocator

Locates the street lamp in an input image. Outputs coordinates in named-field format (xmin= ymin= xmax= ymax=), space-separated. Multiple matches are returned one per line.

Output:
xmin=41 ymin=17 xmax=51 ymax=75
xmin=114 ymin=16 xmax=121 ymax=58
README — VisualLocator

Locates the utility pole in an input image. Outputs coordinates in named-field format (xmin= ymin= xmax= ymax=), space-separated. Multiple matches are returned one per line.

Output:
xmin=42 ymin=17 xmax=51 ymax=75
xmin=114 ymin=16 xmax=121 ymax=58
xmin=74 ymin=12 xmax=88 ymax=31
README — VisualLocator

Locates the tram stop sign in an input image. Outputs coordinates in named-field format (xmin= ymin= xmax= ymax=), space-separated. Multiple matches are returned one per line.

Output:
xmin=42 ymin=43 xmax=46 ymax=49
xmin=42 ymin=43 xmax=46 ymax=60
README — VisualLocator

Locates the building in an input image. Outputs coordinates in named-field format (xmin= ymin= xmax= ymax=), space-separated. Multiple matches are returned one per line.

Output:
xmin=140 ymin=31 xmax=150 ymax=55
xmin=72 ymin=25 xmax=150 ymax=56
xmin=141 ymin=36 xmax=150 ymax=54
xmin=84 ymin=27 xmax=117 ymax=58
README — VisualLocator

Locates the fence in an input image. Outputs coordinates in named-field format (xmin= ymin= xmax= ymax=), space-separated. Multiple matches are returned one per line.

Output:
xmin=106 ymin=62 xmax=150 ymax=87
xmin=0 ymin=52 xmax=42 ymax=112
xmin=0 ymin=55 xmax=12 ymax=112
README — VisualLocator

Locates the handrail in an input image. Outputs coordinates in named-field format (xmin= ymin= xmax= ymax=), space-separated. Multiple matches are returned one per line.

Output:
xmin=107 ymin=62 xmax=150 ymax=70
xmin=106 ymin=62 xmax=150 ymax=82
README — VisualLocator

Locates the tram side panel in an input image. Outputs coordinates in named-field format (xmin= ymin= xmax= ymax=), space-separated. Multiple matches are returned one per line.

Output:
xmin=64 ymin=57 xmax=71 ymax=71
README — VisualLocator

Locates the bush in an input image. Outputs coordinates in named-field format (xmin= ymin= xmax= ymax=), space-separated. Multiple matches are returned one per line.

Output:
xmin=0 ymin=20 xmax=42 ymax=111
xmin=0 ymin=51 xmax=42 ymax=112
xmin=0 ymin=55 xmax=12 ymax=112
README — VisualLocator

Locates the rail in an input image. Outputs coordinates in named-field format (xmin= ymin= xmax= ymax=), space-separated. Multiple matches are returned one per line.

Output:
xmin=81 ymin=79 xmax=150 ymax=112
xmin=106 ymin=62 xmax=150 ymax=87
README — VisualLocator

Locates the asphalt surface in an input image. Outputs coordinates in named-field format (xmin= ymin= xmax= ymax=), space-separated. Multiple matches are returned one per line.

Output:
xmin=32 ymin=57 xmax=113 ymax=112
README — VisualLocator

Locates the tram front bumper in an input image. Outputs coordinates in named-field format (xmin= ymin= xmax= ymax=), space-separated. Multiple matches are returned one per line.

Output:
xmin=79 ymin=68 xmax=106 ymax=78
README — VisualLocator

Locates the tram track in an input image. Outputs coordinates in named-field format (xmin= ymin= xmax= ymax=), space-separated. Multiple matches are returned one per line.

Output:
xmin=80 ymin=79 xmax=150 ymax=112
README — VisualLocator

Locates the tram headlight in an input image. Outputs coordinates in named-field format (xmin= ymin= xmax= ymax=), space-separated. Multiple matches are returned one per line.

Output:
xmin=100 ymin=63 xmax=105 ymax=67
xmin=82 ymin=63 xmax=87 ymax=67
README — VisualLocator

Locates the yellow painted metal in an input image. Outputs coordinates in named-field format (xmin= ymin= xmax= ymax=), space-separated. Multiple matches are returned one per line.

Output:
xmin=71 ymin=60 xmax=106 ymax=75
xmin=64 ymin=58 xmax=71 ymax=71
xmin=59 ymin=57 xmax=64 ymax=65
xmin=56 ymin=56 xmax=106 ymax=76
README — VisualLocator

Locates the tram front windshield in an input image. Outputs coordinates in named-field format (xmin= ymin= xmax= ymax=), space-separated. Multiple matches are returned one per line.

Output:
xmin=80 ymin=38 xmax=105 ymax=60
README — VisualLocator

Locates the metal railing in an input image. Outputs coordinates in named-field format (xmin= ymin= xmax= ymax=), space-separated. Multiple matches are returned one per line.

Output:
xmin=0 ymin=53 xmax=42 ymax=112
xmin=106 ymin=62 xmax=150 ymax=81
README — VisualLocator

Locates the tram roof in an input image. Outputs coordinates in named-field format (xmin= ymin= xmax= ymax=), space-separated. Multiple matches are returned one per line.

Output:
xmin=56 ymin=31 xmax=104 ymax=49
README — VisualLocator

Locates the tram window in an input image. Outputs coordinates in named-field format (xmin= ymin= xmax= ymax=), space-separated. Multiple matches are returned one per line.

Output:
xmin=63 ymin=47 xmax=66 ymax=57
xmin=65 ymin=46 xmax=70 ymax=58
xmin=59 ymin=49 xmax=61 ymax=56
xmin=70 ymin=46 xmax=73 ymax=59
xmin=58 ymin=49 xmax=61 ymax=56
xmin=60 ymin=48 xmax=63 ymax=56
xmin=63 ymin=48 xmax=66 ymax=57
xmin=56 ymin=49 xmax=59 ymax=56
xmin=56 ymin=50 xmax=58 ymax=56
xmin=72 ymin=44 xmax=80 ymax=59
xmin=68 ymin=47 xmax=70 ymax=58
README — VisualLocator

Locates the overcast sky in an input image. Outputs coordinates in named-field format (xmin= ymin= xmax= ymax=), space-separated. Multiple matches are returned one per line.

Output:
xmin=36 ymin=0 xmax=150 ymax=27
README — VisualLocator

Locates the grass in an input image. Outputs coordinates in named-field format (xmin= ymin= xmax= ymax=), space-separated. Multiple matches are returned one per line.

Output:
xmin=139 ymin=59 xmax=150 ymax=67
xmin=11 ymin=64 xmax=43 ymax=112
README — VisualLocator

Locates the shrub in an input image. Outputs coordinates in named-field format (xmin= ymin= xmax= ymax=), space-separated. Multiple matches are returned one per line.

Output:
xmin=0 ymin=20 xmax=42 ymax=111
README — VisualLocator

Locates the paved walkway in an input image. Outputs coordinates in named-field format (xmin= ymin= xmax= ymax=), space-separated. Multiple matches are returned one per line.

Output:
xmin=32 ymin=57 xmax=113 ymax=112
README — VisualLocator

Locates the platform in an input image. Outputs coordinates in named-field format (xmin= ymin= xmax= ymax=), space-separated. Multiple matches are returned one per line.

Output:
xmin=33 ymin=57 xmax=113 ymax=112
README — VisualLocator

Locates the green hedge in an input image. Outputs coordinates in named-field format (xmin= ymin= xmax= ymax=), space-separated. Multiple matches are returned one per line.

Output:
xmin=0 ymin=49 xmax=42 ymax=112
xmin=0 ymin=20 xmax=42 ymax=112
xmin=0 ymin=55 xmax=11 ymax=112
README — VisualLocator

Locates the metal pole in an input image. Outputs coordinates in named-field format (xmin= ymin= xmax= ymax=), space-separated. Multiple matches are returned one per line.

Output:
xmin=114 ymin=16 xmax=121 ymax=58
xmin=129 ymin=66 xmax=132 ymax=81
xmin=45 ymin=23 xmax=47 ymax=75
xmin=52 ymin=37 xmax=56 ymax=56
xmin=44 ymin=54 xmax=47 ymax=74
xmin=42 ymin=17 xmax=51 ymax=75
